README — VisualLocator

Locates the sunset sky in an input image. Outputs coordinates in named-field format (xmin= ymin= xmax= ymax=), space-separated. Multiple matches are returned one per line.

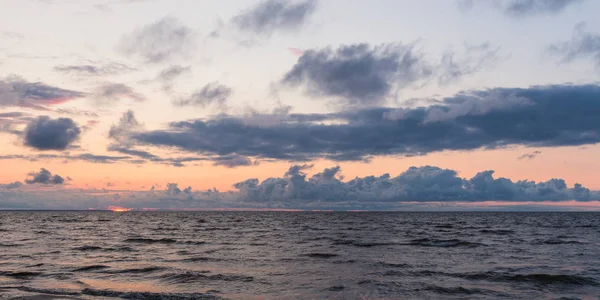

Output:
xmin=1 ymin=0 xmax=600 ymax=210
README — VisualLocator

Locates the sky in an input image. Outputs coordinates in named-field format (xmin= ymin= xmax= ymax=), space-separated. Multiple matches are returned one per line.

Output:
xmin=1 ymin=0 xmax=600 ymax=210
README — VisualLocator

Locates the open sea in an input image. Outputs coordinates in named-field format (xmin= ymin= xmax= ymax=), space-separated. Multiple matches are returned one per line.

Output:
xmin=0 ymin=211 xmax=599 ymax=300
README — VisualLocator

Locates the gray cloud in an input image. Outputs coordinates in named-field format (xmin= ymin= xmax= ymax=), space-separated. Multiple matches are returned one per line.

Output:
xmin=459 ymin=0 xmax=584 ymax=17
xmin=24 ymin=116 xmax=81 ymax=151
xmin=0 ymin=152 xmax=137 ymax=164
xmin=156 ymin=65 xmax=191 ymax=92
xmin=129 ymin=84 xmax=600 ymax=162
xmin=281 ymin=43 xmax=498 ymax=106
xmin=174 ymin=82 xmax=233 ymax=108
xmin=213 ymin=155 xmax=257 ymax=168
xmin=0 ymin=181 xmax=23 ymax=189
xmin=503 ymin=0 xmax=583 ymax=17
xmin=231 ymin=0 xmax=317 ymax=37
xmin=282 ymin=43 xmax=432 ymax=105
xmin=548 ymin=23 xmax=600 ymax=69
xmin=437 ymin=43 xmax=501 ymax=85
xmin=53 ymin=62 xmax=136 ymax=76
xmin=518 ymin=150 xmax=542 ymax=160
xmin=118 ymin=16 xmax=195 ymax=63
xmin=93 ymin=83 xmax=146 ymax=104
xmin=233 ymin=165 xmax=598 ymax=205
xmin=0 ymin=76 xmax=85 ymax=109
xmin=25 ymin=168 xmax=65 ymax=185
xmin=2 ymin=166 xmax=598 ymax=210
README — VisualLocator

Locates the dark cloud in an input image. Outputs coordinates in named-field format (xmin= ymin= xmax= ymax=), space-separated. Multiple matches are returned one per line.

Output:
xmin=233 ymin=165 xmax=598 ymax=205
xmin=173 ymin=82 xmax=233 ymax=108
xmin=24 ymin=116 xmax=81 ymax=151
xmin=518 ymin=150 xmax=542 ymax=160
xmin=503 ymin=0 xmax=583 ymax=17
xmin=118 ymin=17 xmax=195 ymax=63
xmin=548 ymin=23 xmax=600 ymax=69
xmin=107 ymin=110 xmax=209 ymax=167
xmin=213 ymin=155 xmax=257 ymax=168
xmin=0 ymin=76 xmax=85 ymax=108
xmin=0 ymin=153 xmax=136 ymax=164
xmin=281 ymin=43 xmax=432 ymax=105
xmin=0 ymin=181 xmax=23 ymax=189
xmin=459 ymin=0 xmax=584 ymax=17
xmin=53 ymin=62 xmax=136 ymax=76
xmin=25 ymin=168 xmax=65 ymax=185
xmin=130 ymin=84 xmax=600 ymax=162
xmin=231 ymin=0 xmax=317 ymax=37
xmin=281 ymin=43 xmax=498 ymax=106
xmin=93 ymin=83 xmax=146 ymax=104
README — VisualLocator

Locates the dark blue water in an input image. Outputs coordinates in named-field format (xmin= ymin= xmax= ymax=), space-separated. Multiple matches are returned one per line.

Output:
xmin=1 ymin=212 xmax=599 ymax=299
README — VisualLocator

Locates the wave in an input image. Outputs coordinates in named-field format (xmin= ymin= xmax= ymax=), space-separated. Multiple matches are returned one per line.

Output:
xmin=302 ymin=253 xmax=339 ymax=258
xmin=20 ymin=287 xmax=224 ymax=300
xmin=479 ymin=229 xmax=515 ymax=235
xmin=18 ymin=286 xmax=80 ymax=296
xmin=124 ymin=238 xmax=178 ymax=244
xmin=0 ymin=243 xmax=21 ymax=247
xmin=421 ymin=284 xmax=503 ymax=296
xmin=535 ymin=238 xmax=584 ymax=245
xmin=407 ymin=238 xmax=483 ymax=248
xmin=332 ymin=239 xmax=398 ymax=247
xmin=160 ymin=271 xmax=254 ymax=283
xmin=462 ymin=272 xmax=599 ymax=286
xmin=73 ymin=245 xmax=103 ymax=251
xmin=72 ymin=265 xmax=109 ymax=272
xmin=0 ymin=271 xmax=42 ymax=278
xmin=108 ymin=266 xmax=166 ymax=274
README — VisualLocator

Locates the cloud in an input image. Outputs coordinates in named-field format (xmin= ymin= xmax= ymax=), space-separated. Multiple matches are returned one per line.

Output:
xmin=53 ymin=62 xmax=136 ymax=76
xmin=281 ymin=43 xmax=498 ymax=106
xmin=548 ymin=23 xmax=600 ymax=69
xmin=213 ymin=155 xmax=257 ymax=168
xmin=231 ymin=0 xmax=318 ymax=37
xmin=25 ymin=168 xmax=65 ymax=185
xmin=0 ymin=152 xmax=138 ymax=164
xmin=155 ymin=65 xmax=191 ymax=92
xmin=459 ymin=0 xmax=584 ymax=17
xmin=118 ymin=16 xmax=195 ymax=63
xmin=437 ymin=42 xmax=501 ymax=85
xmin=24 ymin=116 xmax=81 ymax=151
xmin=129 ymin=84 xmax=600 ymax=162
xmin=281 ymin=43 xmax=432 ymax=105
xmin=107 ymin=110 xmax=209 ymax=166
xmin=502 ymin=0 xmax=583 ymax=17
xmin=2 ymin=165 xmax=599 ymax=210
xmin=232 ymin=165 xmax=598 ymax=205
xmin=92 ymin=83 xmax=146 ymax=104
xmin=518 ymin=150 xmax=542 ymax=160
xmin=0 ymin=182 xmax=23 ymax=189
xmin=0 ymin=76 xmax=85 ymax=108
xmin=173 ymin=82 xmax=233 ymax=108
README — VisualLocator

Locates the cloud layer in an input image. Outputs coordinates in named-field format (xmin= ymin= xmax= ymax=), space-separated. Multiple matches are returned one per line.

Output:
xmin=1 ymin=165 xmax=598 ymax=210
xmin=130 ymin=84 xmax=600 ymax=162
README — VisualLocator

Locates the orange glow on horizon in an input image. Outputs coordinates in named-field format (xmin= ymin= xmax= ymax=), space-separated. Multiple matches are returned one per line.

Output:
xmin=107 ymin=206 xmax=133 ymax=212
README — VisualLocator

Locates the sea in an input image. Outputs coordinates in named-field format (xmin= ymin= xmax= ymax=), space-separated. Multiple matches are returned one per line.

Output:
xmin=0 ymin=211 xmax=599 ymax=300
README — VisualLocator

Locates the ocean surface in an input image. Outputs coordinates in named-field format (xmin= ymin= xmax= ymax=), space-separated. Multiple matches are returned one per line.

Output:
xmin=0 ymin=212 xmax=599 ymax=300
